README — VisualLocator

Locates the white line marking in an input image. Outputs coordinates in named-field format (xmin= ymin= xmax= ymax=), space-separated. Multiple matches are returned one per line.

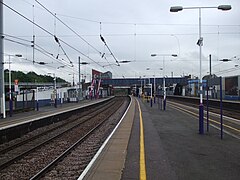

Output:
xmin=78 ymin=96 xmax=133 ymax=180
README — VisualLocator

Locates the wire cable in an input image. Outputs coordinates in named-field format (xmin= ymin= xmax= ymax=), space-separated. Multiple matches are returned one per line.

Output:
xmin=56 ymin=13 xmax=240 ymax=27
xmin=4 ymin=37 xmax=32 ymax=47
xmin=1 ymin=1 xmax=102 ymax=68
xmin=35 ymin=0 xmax=102 ymax=55
xmin=3 ymin=33 xmax=32 ymax=43
xmin=100 ymin=34 xmax=119 ymax=66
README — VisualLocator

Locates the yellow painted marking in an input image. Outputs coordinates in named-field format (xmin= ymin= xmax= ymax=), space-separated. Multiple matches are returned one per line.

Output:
xmin=136 ymin=99 xmax=147 ymax=180
xmin=209 ymin=119 xmax=240 ymax=133
xmin=169 ymin=102 xmax=240 ymax=133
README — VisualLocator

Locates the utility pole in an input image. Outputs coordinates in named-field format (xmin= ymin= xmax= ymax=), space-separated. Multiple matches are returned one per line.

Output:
xmin=78 ymin=56 xmax=81 ymax=100
xmin=209 ymin=54 xmax=212 ymax=76
xmin=0 ymin=0 xmax=6 ymax=118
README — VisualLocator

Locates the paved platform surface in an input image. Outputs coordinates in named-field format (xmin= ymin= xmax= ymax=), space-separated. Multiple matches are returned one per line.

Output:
xmin=1 ymin=96 xmax=239 ymax=179
xmin=122 ymin=98 xmax=240 ymax=180
xmin=82 ymin=96 xmax=136 ymax=180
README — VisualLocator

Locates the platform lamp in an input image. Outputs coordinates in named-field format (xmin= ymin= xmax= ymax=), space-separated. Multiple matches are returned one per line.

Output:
xmin=151 ymin=54 xmax=178 ymax=110
xmin=146 ymin=67 xmax=163 ymax=104
xmin=7 ymin=54 xmax=22 ymax=117
xmin=170 ymin=4 xmax=231 ymax=134
xmin=78 ymin=56 xmax=89 ymax=101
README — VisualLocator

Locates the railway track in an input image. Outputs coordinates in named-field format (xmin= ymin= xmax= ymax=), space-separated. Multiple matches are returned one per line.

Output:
xmin=168 ymin=100 xmax=240 ymax=139
xmin=0 ymin=97 xmax=129 ymax=179
xmin=0 ymin=99 xmax=115 ymax=155
xmin=167 ymin=96 xmax=240 ymax=119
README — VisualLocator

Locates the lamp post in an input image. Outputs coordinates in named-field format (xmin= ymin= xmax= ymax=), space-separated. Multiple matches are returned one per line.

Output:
xmin=146 ymin=67 xmax=163 ymax=103
xmin=8 ymin=54 xmax=22 ymax=117
xmin=0 ymin=0 xmax=4 ymax=118
xmin=78 ymin=57 xmax=81 ymax=101
xmin=170 ymin=4 xmax=231 ymax=134
xmin=151 ymin=54 xmax=177 ymax=110
xmin=78 ymin=57 xmax=89 ymax=101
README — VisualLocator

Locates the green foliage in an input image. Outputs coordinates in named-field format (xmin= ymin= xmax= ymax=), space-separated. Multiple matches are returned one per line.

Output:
xmin=4 ymin=70 xmax=67 ymax=83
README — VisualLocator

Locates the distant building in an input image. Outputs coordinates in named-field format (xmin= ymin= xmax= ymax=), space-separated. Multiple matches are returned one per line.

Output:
xmin=101 ymin=71 xmax=112 ymax=79
xmin=92 ymin=69 xmax=112 ymax=80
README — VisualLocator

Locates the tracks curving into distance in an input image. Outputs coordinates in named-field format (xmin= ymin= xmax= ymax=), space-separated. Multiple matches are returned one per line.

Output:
xmin=0 ymin=97 xmax=130 ymax=179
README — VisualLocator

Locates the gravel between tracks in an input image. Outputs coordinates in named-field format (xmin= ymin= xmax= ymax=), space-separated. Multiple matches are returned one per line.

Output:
xmin=0 ymin=97 xmax=129 ymax=180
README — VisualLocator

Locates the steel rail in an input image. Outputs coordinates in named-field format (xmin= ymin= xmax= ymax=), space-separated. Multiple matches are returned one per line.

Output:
xmin=0 ymin=100 xmax=117 ymax=170
xmin=0 ymin=100 xmax=114 ymax=154
xmin=30 ymin=99 xmax=125 ymax=179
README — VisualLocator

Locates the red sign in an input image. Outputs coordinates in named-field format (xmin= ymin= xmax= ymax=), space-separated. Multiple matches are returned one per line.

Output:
xmin=92 ymin=69 xmax=102 ymax=79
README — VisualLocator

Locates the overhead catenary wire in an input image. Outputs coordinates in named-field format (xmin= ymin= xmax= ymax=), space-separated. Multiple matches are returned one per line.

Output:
xmin=4 ymin=31 xmax=240 ymax=39
xmin=56 ymin=13 xmax=240 ymax=27
xmin=35 ymin=0 xmax=102 ymax=56
xmin=3 ymin=33 xmax=32 ymax=43
xmin=3 ymin=34 xmax=73 ymax=68
xmin=53 ymin=35 xmax=73 ymax=66
xmin=100 ymin=34 xmax=119 ymax=66
xmin=1 ymin=1 xmax=103 ymax=68
xmin=4 ymin=1 xmax=238 ymax=79
xmin=34 ymin=46 xmax=73 ymax=68
xmin=98 ymin=22 xmax=117 ymax=68
xmin=3 ymin=38 xmax=32 ymax=47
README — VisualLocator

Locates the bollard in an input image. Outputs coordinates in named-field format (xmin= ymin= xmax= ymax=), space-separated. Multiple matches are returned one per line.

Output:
xmin=163 ymin=98 xmax=166 ymax=111
xmin=206 ymin=86 xmax=209 ymax=132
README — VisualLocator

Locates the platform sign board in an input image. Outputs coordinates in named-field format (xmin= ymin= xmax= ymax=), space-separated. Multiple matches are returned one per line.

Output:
xmin=207 ymin=77 xmax=221 ymax=86
xmin=14 ymin=79 xmax=19 ymax=93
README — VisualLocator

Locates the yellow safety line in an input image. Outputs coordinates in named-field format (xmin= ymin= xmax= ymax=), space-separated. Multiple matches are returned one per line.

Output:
xmin=136 ymin=99 xmax=147 ymax=180
xmin=169 ymin=103 xmax=240 ymax=133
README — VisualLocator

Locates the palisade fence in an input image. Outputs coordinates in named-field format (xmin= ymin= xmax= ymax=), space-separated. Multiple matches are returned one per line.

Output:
xmin=6 ymin=90 xmax=35 ymax=113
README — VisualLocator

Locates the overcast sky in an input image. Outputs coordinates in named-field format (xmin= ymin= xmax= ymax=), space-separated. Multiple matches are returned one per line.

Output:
xmin=2 ymin=0 xmax=240 ymax=83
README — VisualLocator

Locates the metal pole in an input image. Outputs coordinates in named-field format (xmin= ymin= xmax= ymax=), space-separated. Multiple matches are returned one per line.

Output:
xmin=220 ymin=76 xmax=223 ymax=139
xmin=9 ymin=55 xmax=13 ymax=116
xmin=209 ymin=54 xmax=212 ymax=76
xmin=78 ymin=56 xmax=81 ymax=101
xmin=32 ymin=35 xmax=35 ymax=64
xmin=54 ymin=73 xmax=57 ymax=108
xmin=199 ymin=8 xmax=204 ymax=134
xmin=154 ymin=75 xmax=156 ymax=103
xmin=0 ymin=0 xmax=6 ymax=118
xmin=163 ymin=56 xmax=166 ymax=110
xmin=207 ymin=84 xmax=209 ymax=132
xmin=150 ymin=83 xmax=152 ymax=107
xmin=36 ymin=87 xmax=39 ymax=111
xmin=73 ymin=73 xmax=74 ymax=86
xmin=140 ymin=78 xmax=142 ymax=98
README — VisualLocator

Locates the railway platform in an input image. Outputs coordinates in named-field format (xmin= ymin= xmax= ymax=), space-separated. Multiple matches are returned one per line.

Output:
xmin=82 ymin=96 xmax=240 ymax=180
xmin=0 ymin=96 xmax=239 ymax=179
xmin=0 ymin=97 xmax=113 ymax=131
